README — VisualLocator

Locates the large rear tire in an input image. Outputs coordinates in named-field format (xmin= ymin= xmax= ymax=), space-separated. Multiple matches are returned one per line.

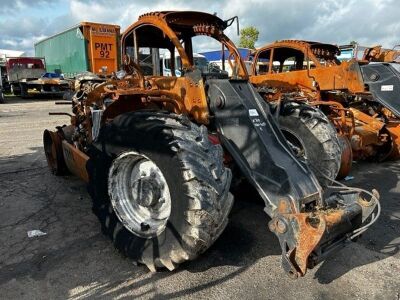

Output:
xmin=278 ymin=101 xmax=341 ymax=186
xmin=87 ymin=112 xmax=233 ymax=271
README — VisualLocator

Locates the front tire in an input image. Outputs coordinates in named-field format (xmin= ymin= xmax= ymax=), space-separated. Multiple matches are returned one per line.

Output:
xmin=10 ymin=84 xmax=21 ymax=96
xmin=87 ymin=112 xmax=233 ymax=271
xmin=20 ymin=83 xmax=29 ymax=98
xmin=278 ymin=101 xmax=341 ymax=186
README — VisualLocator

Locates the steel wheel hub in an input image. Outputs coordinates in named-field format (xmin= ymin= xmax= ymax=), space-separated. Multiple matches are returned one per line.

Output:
xmin=108 ymin=151 xmax=171 ymax=238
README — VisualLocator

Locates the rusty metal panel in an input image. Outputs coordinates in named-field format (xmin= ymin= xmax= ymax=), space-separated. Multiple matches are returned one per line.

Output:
xmin=83 ymin=22 xmax=120 ymax=75
xmin=62 ymin=141 xmax=89 ymax=182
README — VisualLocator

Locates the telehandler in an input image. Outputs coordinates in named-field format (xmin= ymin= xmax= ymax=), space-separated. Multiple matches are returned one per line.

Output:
xmin=250 ymin=40 xmax=400 ymax=177
xmin=44 ymin=12 xmax=379 ymax=278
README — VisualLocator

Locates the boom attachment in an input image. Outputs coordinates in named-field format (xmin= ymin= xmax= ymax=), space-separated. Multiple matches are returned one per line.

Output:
xmin=207 ymin=79 xmax=379 ymax=277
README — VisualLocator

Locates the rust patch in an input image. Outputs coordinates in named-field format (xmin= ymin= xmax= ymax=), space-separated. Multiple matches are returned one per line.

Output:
xmin=337 ymin=135 xmax=353 ymax=179
xmin=290 ymin=213 xmax=326 ymax=276
xmin=323 ymin=210 xmax=345 ymax=228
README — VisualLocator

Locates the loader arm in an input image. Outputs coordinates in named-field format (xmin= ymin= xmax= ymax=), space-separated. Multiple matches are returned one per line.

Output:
xmin=207 ymin=79 xmax=378 ymax=277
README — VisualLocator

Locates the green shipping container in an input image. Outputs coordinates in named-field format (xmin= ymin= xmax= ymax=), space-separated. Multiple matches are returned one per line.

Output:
xmin=35 ymin=26 xmax=88 ymax=78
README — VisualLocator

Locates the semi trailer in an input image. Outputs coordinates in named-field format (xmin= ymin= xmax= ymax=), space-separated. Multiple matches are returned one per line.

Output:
xmin=35 ymin=22 xmax=120 ymax=78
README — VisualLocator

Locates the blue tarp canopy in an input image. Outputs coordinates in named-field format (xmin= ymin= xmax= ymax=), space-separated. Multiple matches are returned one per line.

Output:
xmin=200 ymin=48 xmax=251 ymax=61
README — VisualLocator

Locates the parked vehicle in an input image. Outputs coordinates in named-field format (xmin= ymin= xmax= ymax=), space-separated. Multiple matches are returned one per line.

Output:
xmin=5 ymin=57 xmax=70 ymax=97
xmin=200 ymin=48 xmax=253 ymax=76
xmin=35 ymin=22 xmax=120 ymax=78
xmin=0 ymin=67 xmax=4 ymax=103
xmin=159 ymin=51 xmax=228 ymax=77
xmin=0 ymin=55 xmax=9 ymax=94
xmin=338 ymin=44 xmax=400 ymax=63
xmin=250 ymin=40 xmax=400 ymax=178
xmin=43 ymin=12 xmax=379 ymax=278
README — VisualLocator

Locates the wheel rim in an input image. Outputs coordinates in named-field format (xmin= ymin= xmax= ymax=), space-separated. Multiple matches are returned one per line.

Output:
xmin=108 ymin=151 xmax=172 ymax=238
xmin=281 ymin=128 xmax=307 ymax=162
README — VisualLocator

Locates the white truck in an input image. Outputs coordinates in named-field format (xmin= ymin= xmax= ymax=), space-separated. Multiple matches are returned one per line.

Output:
xmin=160 ymin=52 xmax=227 ymax=77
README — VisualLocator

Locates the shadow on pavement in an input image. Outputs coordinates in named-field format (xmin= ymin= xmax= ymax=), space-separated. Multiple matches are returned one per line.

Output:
xmin=1 ymin=95 xmax=64 ymax=105
xmin=0 ymin=146 xmax=46 ymax=174
xmin=0 ymin=148 xmax=399 ymax=297
xmin=0 ymin=148 xmax=279 ymax=298
xmin=313 ymin=160 xmax=400 ymax=283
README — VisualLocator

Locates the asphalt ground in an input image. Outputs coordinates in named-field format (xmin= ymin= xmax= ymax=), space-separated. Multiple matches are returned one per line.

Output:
xmin=0 ymin=96 xmax=399 ymax=299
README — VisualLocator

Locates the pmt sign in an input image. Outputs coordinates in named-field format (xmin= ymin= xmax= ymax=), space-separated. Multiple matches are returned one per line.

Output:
xmin=95 ymin=43 xmax=113 ymax=51
xmin=95 ymin=43 xmax=113 ymax=58
xmin=88 ymin=23 xmax=119 ymax=74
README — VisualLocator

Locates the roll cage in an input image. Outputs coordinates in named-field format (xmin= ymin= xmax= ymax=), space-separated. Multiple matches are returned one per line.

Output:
xmin=121 ymin=11 xmax=248 ymax=79
xmin=252 ymin=40 xmax=341 ymax=75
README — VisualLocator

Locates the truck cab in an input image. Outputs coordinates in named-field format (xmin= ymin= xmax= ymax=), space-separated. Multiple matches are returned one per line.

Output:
xmin=6 ymin=57 xmax=45 ymax=82
xmin=6 ymin=57 xmax=46 ymax=95
xmin=160 ymin=52 xmax=210 ymax=77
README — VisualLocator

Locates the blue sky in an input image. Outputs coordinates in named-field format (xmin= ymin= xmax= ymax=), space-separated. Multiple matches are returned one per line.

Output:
xmin=0 ymin=0 xmax=399 ymax=55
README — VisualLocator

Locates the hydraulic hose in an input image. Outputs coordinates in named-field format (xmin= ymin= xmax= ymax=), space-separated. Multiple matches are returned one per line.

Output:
xmin=320 ymin=171 xmax=381 ymax=240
